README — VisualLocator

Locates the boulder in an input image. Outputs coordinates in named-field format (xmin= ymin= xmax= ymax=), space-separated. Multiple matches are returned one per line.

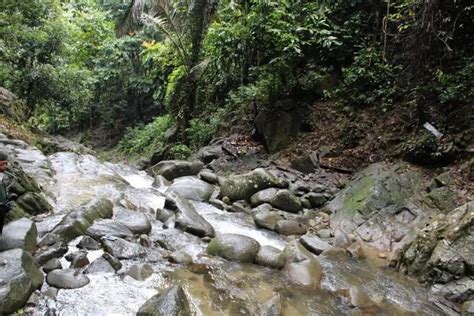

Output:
xmin=399 ymin=202 xmax=473 ymax=300
xmin=103 ymin=253 xmax=122 ymax=271
xmin=167 ymin=177 xmax=215 ymax=202
xmin=0 ymin=249 xmax=43 ymax=315
xmin=46 ymin=269 xmax=90 ymax=289
xmin=199 ymin=170 xmax=219 ymax=184
xmin=282 ymin=241 xmax=323 ymax=289
xmin=168 ymin=251 xmax=193 ymax=265
xmin=275 ymin=220 xmax=308 ymax=236
xmin=137 ymin=285 xmax=191 ymax=316
xmin=304 ymin=192 xmax=327 ymax=208
xmin=462 ymin=301 xmax=474 ymax=316
xmin=0 ymin=218 xmax=37 ymax=252
xmin=300 ymin=234 xmax=331 ymax=255
xmin=86 ymin=219 xmax=134 ymax=240
xmin=115 ymin=209 xmax=152 ymax=235
xmin=251 ymin=189 xmax=302 ymax=213
xmin=152 ymin=175 xmax=171 ymax=189
xmin=207 ymin=234 xmax=260 ymax=263
xmin=326 ymin=163 xmax=428 ymax=252
xmin=42 ymin=258 xmax=62 ymax=273
xmin=255 ymin=246 xmax=286 ymax=268
xmin=149 ymin=160 xmax=204 ymax=181
xmin=126 ymin=264 xmax=154 ymax=281
xmin=34 ymin=242 xmax=68 ymax=265
xmin=168 ymin=192 xmax=215 ymax=238
xmin=218 ymin=168 xmax=282 ymax=202
xmin=102 ymin=237 xmax=146 ymax=259
xmin=253 ymin=209 xmax=282 ymax=231
xmin=68 ymin=251 xmax=90 ymax=269
xmin=254 ymin=102 xmax=308 ymax=152
xmin=52 ymin=198 xmax=113 ymax=242
xmin=77 ymin=236 xmax=101 ymax=250
xmin=84 ymin=257 xmax=115 ymax=274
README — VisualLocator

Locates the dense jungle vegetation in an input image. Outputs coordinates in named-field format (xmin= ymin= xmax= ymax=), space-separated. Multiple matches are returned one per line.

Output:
xmin=1 ymin=0 xmax=473 ymax=164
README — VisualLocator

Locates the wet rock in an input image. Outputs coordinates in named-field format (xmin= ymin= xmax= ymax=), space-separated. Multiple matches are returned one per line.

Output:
xmin=275 ymin=220 xmax=307 ymax=236
xmin=334 ymin=230 xmax=352 ymax=248
xmin=462 ymin=301 xmax=474 ymax=316
xmin=77 ymin=236 xmax=101 ymax=250
xmin=231 ymin=201 xmax=250 ymax=213
xmin=422 ymin=187 xmax=458 ymax=214
xmin=218 ymin=168 xmax=282 ymax=202
xmin=156 ymin=208 xmax=175 ymax=223
xmin=84 ymin=257 xmax=115 ymax=274
xmin=317 ymin=229 xmax=333 ymax=238
xmin=0 ymin=218 xmax=37 ymax=252
xmin=282 ymin=241 xmax=323 ymax=289
xmin=301 ymin=198 xmax=311 ymax=209
xmin=102 ymin=253 xmax=122 ymax=271
xmin=431 ymin=277 xmax=474 ymax=303
xmin=199 ymin=170 xmax=219 ymax=184
xmin=168 ymin=192 xmax=215 ymax=238
xmin=35 ymin=242 xmax=68 ymax=265
xmin=14 ymin=192 xmax=51 ymax=217
xmin=149 ymin=160 xmax=204 ymax=181
xmin=86 ymin=219 xmax=134 ymax=240
xmin=338 ymin=287 xmax=375 ymax=308
xmin=399 ymin=202 xmax=473 ymax=291
xmin=0 ymin=249 xmax=43 ymax=315
xmin=68 ymin=251 xmax=90 ymax=269
xmin=300 ymin=234 xmax=331 ymax=255
xmin=167 ymin=176 xmax=215 ymax=202
xmin=43 ymin=258 xmax=62 ymax=273
xmin=139 ymin=234 xmax=152 ymax=247
xmin=152 ymin=175 xmax=171 ymax=188
xmin=115 ymin=209 xmax=152 ymax=235
xmin=253 ymin=209 xmax=282 ymax=231
xmin=255 ymin=246 xmax=286 ymax=268
xmin=346 ymin=241 xmax=365 ymax=259
xmin=260 ymin=294 xmax=283 ymax=316
xmin=52 ymin=198 xmax=113 ymax=242
xmin=102 ymin=237 xmax=146 ymax=259
xmin=38 ymin=233 xmax=60 ymax=247
xmin=168 ymin=251 xmax=193 ymax=265
xmin=207 ymin=234 xmax=260 ymax=263
xmin=44 ymin=287 xmax=58 ymax=299
xmin=251 ymin=189 xmax=302 ymax=213
xmin=46 ymin=269 xmax=90 ymax=289
xmin=126 ymin=264 xmax=154 ymax=281
xmin=137 ymin=285 xmax=191 ymax=316
xmin=304 ymin=192 xmax=327 ymax=207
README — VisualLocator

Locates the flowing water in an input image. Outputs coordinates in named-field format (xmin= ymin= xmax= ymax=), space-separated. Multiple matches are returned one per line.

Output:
xmin=3 ymin=143 xmax=449 ymax=315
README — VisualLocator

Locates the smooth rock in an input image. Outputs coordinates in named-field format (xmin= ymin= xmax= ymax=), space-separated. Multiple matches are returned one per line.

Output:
xmin=152 ymin=175 xmax=171 ymax=188
xmin=305 ymin=192 xmax=327 ymax=207
xmin=46 ymin=269 xmax=90 ymax=289
xmin=34 ymin=242 xmax=68 ymax=265
xmin=127 ymin=264 xmax=154 ymax=281
xmin=218 ymin=168 xmax=282 ymax=202
xmin=115 ymin=209 xmax=152 ymax=235
xmin=84 ymin=257 xmax=115 ymax=274
xmin=102 ymin=237 xmax=146 ymax=259
xmin=282 ymin=241 xmax=323 ymax=289
xmin=103 ymin=253 xmax=122 ymax=271
xmin=43 ymin=258 xmax=62 ymax=273
xmin=77 ymin=236 xmax=101 ymax=250
xmin=167 ymin=176 xmax=215 ymax=202
xmin=52 ymin=198 xmax=113 ymax=242
xmin=275 ymin=220 xmax=308 ymax=236
xmin=207 ymin=234 xmax=260 ymax=263
xmin=86 ymin=219 xmax=134 ymax=240
xmin=255 ymin=246 xmax=286 ymax=268
xmin=149 ymin=160 xmax=204 ymax=181
xmin=68 ymin=251 xmax=90 ymax=269
xmin=199 ymin=171 xmax=219 ymax=184
xmin=168 ymin=251 xmax=193 ymax=265
xmin=0 ymin=218 xmax=37 ymax=252
xmin=251 ymin=189 xmax=302 ymax=213
xmin=462 ymin=301 xmax=474 ymax=316
xmin=0 ymin=249 xmax=43 ymax=315
xmin=137 ymin=285 xmax=191 ymax=316
xmin=300 ymin=234 xmax=331 ymax=255
xmin=254 ymin=210 xmax=282 ymax=231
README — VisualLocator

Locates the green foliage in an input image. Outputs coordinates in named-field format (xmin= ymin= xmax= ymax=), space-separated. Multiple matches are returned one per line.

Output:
xmin=185 ymin=114 xmax=222 ymax=149
xmin=435 ymin=58 xmax=474 ymax=105
xmin=339 ymin=47 xmax=402 ymax=107
xmin=168 ymin=144 xmax=192 ymax=159
xmin=119 ymin=115 xmax=172 ymax=155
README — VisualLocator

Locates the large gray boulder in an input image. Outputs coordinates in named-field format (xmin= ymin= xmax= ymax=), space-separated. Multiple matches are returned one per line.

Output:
xmin=251 ymin=189 xmax=302 ymax=213
xmin=255 ymin=245 xmax=286 ymax=268
xmin=149 ymin=160 xmax=204 ymax=181
xmin=46 ymin=269 xmax=90 ymax=289
xmin=399 ymin=202 xmax=473 ymax=302
xmin=52 ymin=198 xmax=113 ymax=242
xmin=0 ymin=218 xmax=37 ymax=252
xmin=168 ymin=192 xmax=215 ymax=238
xmin=207 ymin=234 xmax=260 ymax=263
xmin=166 ymin=177 xmax=215 ymax=202
xmin=137 ymin=285 xmax=191 ymax=316
xmin=218 ymin=168 xmax=282 ymax=202
xmin=300 ymin=234 xmax=331 ymax=255
xmin=0 ymin=249 xmax=43 ymax=314
xmin=86 ymin=219 xmax=134 ymax=240
xmin=282 ymin=241 xmax=323 ymax=289
xmin=325 ymin=163 xmax=429 ymax=252
xmin=102 ymin=237 xmax=146 ymax=259
xmin=115 ymin=209 xmax=152 ymax=235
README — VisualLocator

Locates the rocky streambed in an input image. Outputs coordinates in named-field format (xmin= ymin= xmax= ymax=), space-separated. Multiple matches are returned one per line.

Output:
xmin=0 ymin=133 xmax=472 ymax=315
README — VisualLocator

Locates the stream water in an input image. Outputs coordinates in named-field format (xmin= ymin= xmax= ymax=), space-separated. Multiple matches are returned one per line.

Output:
xmin=6 ymin=146 xmax=449 ymax=315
